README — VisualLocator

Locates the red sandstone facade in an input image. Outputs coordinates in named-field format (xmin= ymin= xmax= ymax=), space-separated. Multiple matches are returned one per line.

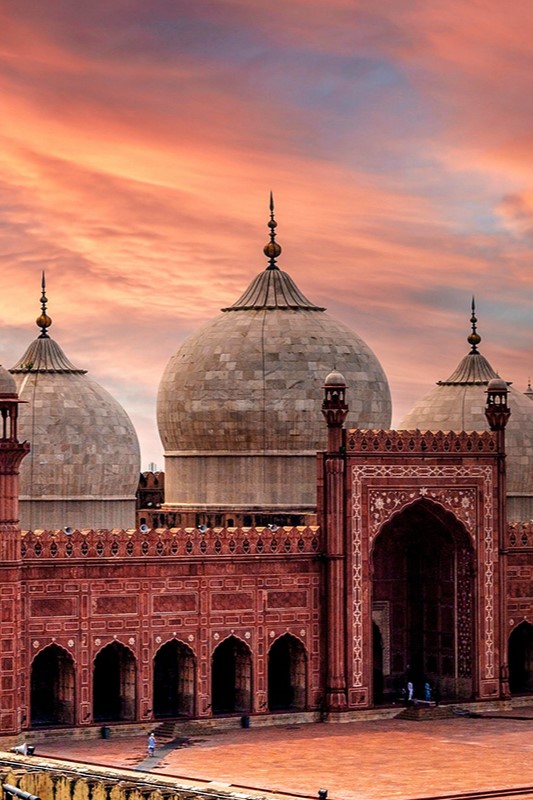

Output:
xmin=1 ymin=374 xmax=533 ymax=737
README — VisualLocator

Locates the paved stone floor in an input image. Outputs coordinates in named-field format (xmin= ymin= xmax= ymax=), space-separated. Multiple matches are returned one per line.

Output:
xmin=36 ymin=712 xmax=533 ymax=800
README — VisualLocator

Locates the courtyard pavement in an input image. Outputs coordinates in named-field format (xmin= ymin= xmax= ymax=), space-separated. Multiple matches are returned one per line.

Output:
xmin=35 ymin=710 xmax=533 ymax=800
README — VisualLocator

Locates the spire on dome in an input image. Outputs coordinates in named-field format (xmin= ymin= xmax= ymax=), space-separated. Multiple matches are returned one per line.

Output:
xmin=467 ymin=296 xmax=481 ymax=354
xmin=222 ymin=195 xmax=325 ymax=312
xmin=438 ymin=299 xmax=508 ymax=386
xmin=263 ymin=192 xmax=282 ymax=270
xmin=36 ymin=271 xmax=52 ymax=339
xmin=525 ymin=378 xmax=533 ymax=401
xmin=11 ymin=273 xmax=86 ymax=374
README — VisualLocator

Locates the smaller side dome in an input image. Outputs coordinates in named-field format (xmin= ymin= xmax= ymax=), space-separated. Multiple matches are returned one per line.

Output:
xmin=324 ymin=369 xmax=347 ymax=386
xmin=0 ymin=365 xmax=17 ymax=396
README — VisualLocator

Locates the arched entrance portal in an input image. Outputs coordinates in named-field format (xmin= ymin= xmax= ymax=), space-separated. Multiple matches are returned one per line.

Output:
xmin=30 ymin=644 xmax=75 ymax=726
xmin=93 ymin=642 xmax=136 ymax=722
xmin=268 ymin=634 xmax=306 ymax=711
xmin=372 ymin=499 xmax=474 ymax=703
xmin=153 ymin=640 xmax=195 ymax=718
xmin=509 ymin=622 xmax=533 ymax=694
xmin=212 ymin=636 xmax=251 ymax=715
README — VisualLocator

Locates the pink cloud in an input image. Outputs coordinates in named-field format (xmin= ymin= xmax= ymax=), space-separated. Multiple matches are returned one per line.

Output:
xmin=0 ymin=1 xmax=532 ymax=467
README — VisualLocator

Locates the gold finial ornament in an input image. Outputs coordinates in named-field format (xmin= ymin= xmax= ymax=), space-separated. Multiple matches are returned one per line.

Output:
xmin=263 ymin=192 xmax=282 ymax=269
xmin=36 ymin=271 xmax=52 ymax=338
xmin=467 ymin=296 xmax=481 ymax=353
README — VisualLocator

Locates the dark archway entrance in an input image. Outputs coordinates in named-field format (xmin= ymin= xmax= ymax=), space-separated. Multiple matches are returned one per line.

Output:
xmin=268 ymin=634 xmax=306 ymax=711
xmin=153 ymin=640 xmax=195 ymax=718
xmin=30 ymin=644 xmax=75 ymax=727
xmin=509 ymin=622 xmax=533 ymax=694
xmin=372 ymin=499 xmax=474 ymax=703
xmin=212 ymin=636 xmax=251 ymax=715
xmin=93 ymin=642 xmax=136 ymax=722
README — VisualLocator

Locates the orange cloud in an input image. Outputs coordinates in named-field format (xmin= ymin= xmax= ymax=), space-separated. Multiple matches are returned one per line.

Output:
xmin=0 ymin=1 xmax=532 ymax=466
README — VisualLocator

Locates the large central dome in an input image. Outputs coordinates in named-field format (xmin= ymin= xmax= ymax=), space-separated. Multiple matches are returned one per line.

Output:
xmin=157 ymin=201 xmax=391 ymax=517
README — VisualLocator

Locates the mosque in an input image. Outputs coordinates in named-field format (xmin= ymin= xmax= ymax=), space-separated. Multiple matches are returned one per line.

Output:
xmin=0 ymin=202 xmax=532 ymax=739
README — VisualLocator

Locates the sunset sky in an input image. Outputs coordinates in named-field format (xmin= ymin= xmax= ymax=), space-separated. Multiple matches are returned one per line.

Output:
xmin=1 ymin=1 xmax=532 ymax=468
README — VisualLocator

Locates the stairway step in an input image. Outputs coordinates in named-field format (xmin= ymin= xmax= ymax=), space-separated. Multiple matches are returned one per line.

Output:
xmin=395 ymin=705 xmax=455 ymax=721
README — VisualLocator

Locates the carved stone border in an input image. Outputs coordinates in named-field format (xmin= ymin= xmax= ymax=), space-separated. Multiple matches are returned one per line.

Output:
xmin=350 ymin=464 xmax=494 ymax=688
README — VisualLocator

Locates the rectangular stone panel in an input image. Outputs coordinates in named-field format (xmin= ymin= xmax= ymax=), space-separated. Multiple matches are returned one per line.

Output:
xmin=267 ymin=591 xmax=307 ymax=608
xmin=31 ymin=598 xmax=75 ymax=617
xmin=93 ymin=596 xmax=137 ymax=615
xmin=153 ymin=594 xmax=197 ymax=612
xmin=211 ymin=593 xmax=253 ymax=611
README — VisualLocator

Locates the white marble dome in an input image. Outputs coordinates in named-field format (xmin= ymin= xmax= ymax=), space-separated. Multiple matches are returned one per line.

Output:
xmin=400 ymin=324 xmax=533 ymax=522
xmin=157 ymin=218 xmax=391 ymax=513
xmin=10 ymin=320 xmax=140 ymax=531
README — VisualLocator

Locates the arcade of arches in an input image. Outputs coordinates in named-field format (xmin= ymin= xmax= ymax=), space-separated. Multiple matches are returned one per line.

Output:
xmin=4 ymin=379 xmax=533 ymax=739
xmin=29 ymin=635 xmax=307 ymax=726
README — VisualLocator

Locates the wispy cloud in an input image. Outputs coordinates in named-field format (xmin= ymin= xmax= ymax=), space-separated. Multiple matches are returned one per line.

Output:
xmin=0 ymin=1 xmax=532 ymax=466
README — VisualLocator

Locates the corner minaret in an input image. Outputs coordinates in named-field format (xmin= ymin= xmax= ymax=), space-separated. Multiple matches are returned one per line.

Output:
xmin=0 ymin=365 xmax=30 ymax=548
xmin=322 ymin=369 xmax=349 ymax=452
xmin=0 ymin=363 xmax=29 ymax=736
xmin=485 ymin=377 xmax=511 ymax=434
xmin=321 ymin=368 xmax=349 ymax=712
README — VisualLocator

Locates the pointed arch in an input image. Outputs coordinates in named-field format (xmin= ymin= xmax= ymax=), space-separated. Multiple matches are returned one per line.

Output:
xmin=267 ymin=633 xmax=307 ymax=711
xmin=153 ymin=638 xmax=196 ymax=718
xmin=93 ymin=640 xmax=137 ymax=722
xmin=30 ymin=643 xmax=75 ymax=727
xmin=211 ymin=635 xmax=252 ymax=715
xmin=371 ymin=497 xmax=475 ymax=702
xmin=509 ymin=621 xmax=533 ymax=694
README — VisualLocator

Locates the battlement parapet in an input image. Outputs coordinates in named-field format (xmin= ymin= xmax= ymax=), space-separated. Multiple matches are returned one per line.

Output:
xmin=346 ymin=428 xmax=497 ymax=454
xmin=21 ymin=525 xmax=321 ymax=560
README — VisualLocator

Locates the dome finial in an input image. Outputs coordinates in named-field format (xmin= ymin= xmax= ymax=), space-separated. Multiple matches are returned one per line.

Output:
xmin=467 ymin=296 xmax=481 ymax=354
xmin=263 ymin=191 xmax=282 ymax=270
xmin=36 ymin=271 xmax=52 ymax=338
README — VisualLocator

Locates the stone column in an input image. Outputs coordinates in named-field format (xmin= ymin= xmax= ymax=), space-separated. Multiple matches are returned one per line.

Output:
xmin=484 ymin=377 xmax=511 ymax=699
xmin=321 ymin=370 xmax=349 ymax=710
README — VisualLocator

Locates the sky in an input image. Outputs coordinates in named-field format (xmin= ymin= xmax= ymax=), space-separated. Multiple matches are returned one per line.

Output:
xmin=1 ymin=0 xmax=532 ymax=469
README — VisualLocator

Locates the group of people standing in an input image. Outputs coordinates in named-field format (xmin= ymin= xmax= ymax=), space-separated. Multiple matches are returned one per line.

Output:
xmin=405 ymin=679 xmax=440 ymax=706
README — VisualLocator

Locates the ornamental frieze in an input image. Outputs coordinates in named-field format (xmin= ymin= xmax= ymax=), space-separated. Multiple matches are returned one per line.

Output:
xmin=368 ymin=486 xmax=478 ymax=543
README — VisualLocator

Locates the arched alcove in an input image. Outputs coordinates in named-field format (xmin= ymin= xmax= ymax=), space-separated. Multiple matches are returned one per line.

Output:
xmin=153 ymin=639 xmax=195 ymax=718
xmin=211 ymin=636 xmax=252 ymax=715
xmin=509 ymin=621 xmax=533 ymax=694
xmin=267 ymin=634 xmax=307 ymax=711
xmin=93 ymin=641 xmax=136 ymax=722
xmin=372 ymin=498 xmax=474 ymax=702
xmin=30 ymin=644 xmax=75 ymax=727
